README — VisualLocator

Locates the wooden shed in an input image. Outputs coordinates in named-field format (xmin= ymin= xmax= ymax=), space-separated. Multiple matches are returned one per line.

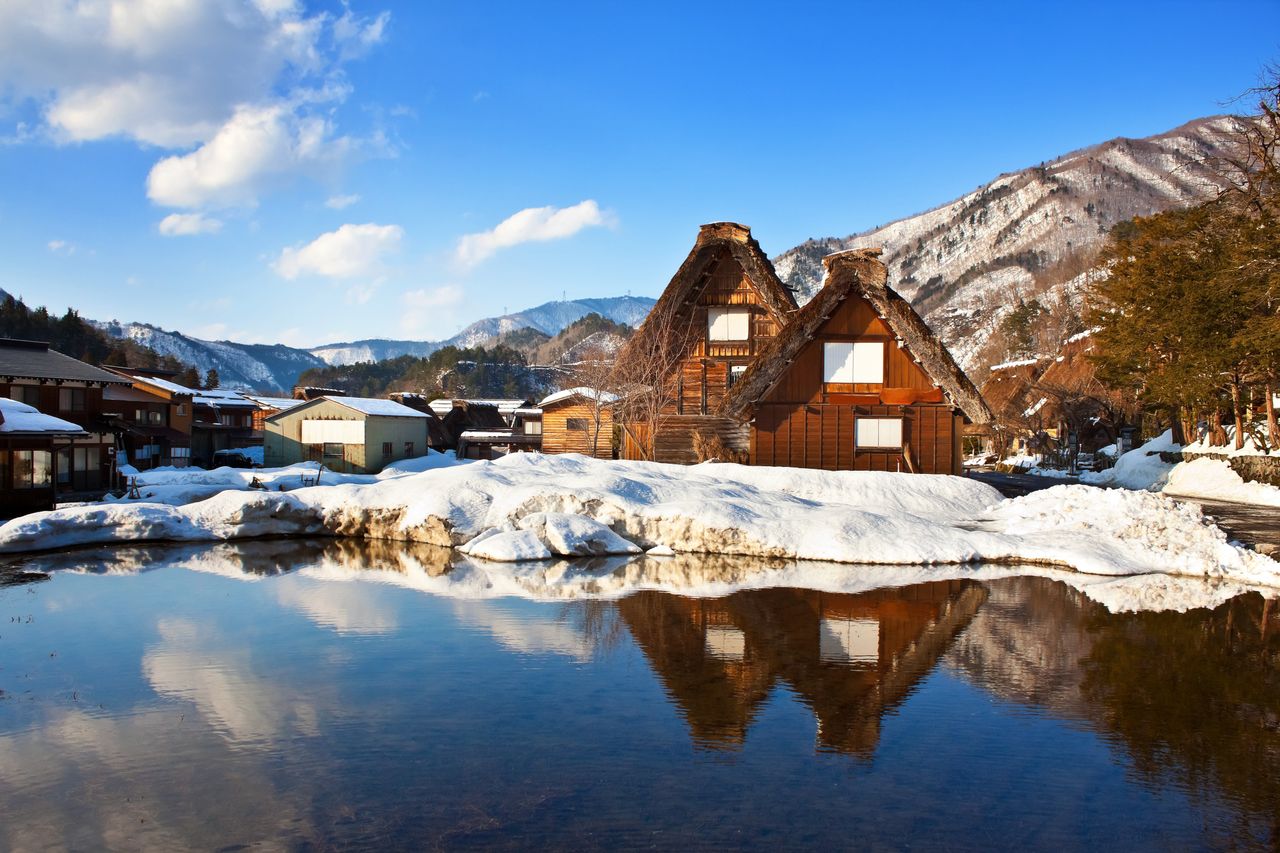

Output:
xmin=720 ymin=249 xmax=993 ymax=475
xmin=538 ymin=387 xmax=618 ymax=458
xmin=615 ymin=222 xmax=799 ymax=463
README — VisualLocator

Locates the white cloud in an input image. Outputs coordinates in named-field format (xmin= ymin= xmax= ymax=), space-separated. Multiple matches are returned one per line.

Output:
xmin=273 ymin=223 xmax=402 ymax=280
xmin=158 ymin=212 xmax=223 ymax=236
xmin=345 ymin=283 xmax=379 ymax=304
xmin=147 ymin=103 xmax=355 ymax=209
xmin=325 ymin=193 xmax=361 ymax=209
xmin=400 ymin=285 xmax=464 ymax=336
xmin=454 ymin=200 xmax=612 ymax=268
xmin=46 ymin=239 xmax=75 ymax=255
xmin=0 ymin=1 xmax=391 ymax=207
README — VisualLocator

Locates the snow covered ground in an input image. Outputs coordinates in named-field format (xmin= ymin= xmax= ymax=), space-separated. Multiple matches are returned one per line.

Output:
xmin=2 ymin=453 xmax=1276 ymax=591
xmin=106 ymin=452 xmax=462 ymax=507
xmin=1083 ymin=430 xmax=1280 ymax=507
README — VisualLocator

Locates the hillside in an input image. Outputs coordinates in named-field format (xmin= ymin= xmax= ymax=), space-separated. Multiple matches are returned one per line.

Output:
xmin=772 ymin=115 xmax=1242 ymax=369
xmin=94 ymin=294 xmax=655 ymax=392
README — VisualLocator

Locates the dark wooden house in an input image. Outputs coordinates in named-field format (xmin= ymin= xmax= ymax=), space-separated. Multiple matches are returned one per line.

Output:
xmin=719 ymin=249 xmax=993 ymax=474
xmin=616 ymin=222 xmax=799 ymax=463
xmin=0 ymin=397 xmax=88 ymax=517
xmin=0 ymin=338 xmax=130 ymax=494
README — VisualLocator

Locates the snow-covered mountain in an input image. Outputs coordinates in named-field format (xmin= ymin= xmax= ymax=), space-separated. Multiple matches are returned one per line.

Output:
xmin=309 ymin=296 xmax=654 ymax=366
xmin=773 ymin=115 xmax=1241 ymax=369
xmin=95 ymin=295 xmax=655 ymax=391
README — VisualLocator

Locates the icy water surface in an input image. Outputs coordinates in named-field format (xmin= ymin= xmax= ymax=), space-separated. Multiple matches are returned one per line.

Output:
xmin=1 ymin=539 xmax=1278 ymax=851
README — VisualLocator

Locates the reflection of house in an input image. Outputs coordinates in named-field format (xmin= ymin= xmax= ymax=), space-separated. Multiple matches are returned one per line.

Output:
xmin=0 ymin=338 xmax=128 ymax=494
xmin=616 ymin=223 xmax=799 ymax=463
xmin=618 ymin=580 xmax=986 ymax=755
xmin=538 ymin=387 xmax=616 ymax=458
xmin=263 ymin=396 xmax=430 ymax=473
xmin=0 ymin=397 xmax=87 ymax=517
xmin=720 ymin=250 xmax=993 ymax=474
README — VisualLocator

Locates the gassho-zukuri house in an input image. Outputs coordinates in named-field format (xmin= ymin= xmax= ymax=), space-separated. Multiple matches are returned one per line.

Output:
xmin=614 ymin=223 xmax=992 ymax=475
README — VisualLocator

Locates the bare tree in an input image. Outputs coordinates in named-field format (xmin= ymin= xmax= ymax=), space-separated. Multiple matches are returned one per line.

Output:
xmin=611 ymin=300 xmax=698 ymax=462
xmin=567 ymin=342 xmax=619 ymax=458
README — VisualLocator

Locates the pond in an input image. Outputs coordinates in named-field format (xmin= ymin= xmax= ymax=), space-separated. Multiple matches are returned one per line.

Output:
xmin=1 ymin=540 xmax=1277 ymax=851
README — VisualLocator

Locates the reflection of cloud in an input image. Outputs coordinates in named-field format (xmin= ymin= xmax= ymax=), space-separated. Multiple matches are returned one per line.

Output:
xmin=451 ymin=601 xmax=596 ymax=661
xmin=0 ymin=705 xmax=314 ymax=850
xmin=142 ymin=617 xmax=319 ymax=743
xmin=274 ymin=575 xmax=398 ymax=635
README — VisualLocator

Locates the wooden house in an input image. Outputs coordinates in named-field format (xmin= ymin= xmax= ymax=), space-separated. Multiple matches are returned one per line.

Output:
xmin=719 ymin=249 xmax=993 ymax=474
xmin=0 ymin=338 xmax=130 ymax=494
xmin=615 ymin=222 xmax=799 ymax=463
xmin=101 ymin=371 xmax=193 ymax=469
xmin=387 ymin=393 xmax=452 ymax=451
xmin=538 ymin=387 xmax=618 ymax=458
xmin=0 ymin=397 xmax=88 ymax=517
xmin=119 ymin=370 xmax=257 ymax=467
xmin=264 ymin=396 xmax=430 ymax=474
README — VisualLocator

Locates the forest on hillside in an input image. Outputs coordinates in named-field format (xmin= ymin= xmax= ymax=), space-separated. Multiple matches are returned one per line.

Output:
xmin=0 ymin=294 xmax=187 ymax=374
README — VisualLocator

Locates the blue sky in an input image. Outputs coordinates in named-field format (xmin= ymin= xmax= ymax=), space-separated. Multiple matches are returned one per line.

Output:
xmin=0 ymin=1 xmax=1276 ymax=349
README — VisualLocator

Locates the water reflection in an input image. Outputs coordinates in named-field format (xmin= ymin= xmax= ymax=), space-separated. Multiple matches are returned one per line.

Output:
xmin=619 ymin=582 xmax=985 ymax=754
xmin=0 ymin=541 xmax=1277 ymax=850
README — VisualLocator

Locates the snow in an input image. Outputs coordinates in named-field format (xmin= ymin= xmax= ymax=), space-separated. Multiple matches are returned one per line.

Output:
xmin=1022 ymin=397 xmax=1047 ymax=417
xmin=330 ymin=397 xmax=430 ymax=418
xmin=0 ymin=453 xmax=1274 ymax=592
xmin=989 ymin=357 xmax=1041 ymax=372
xmin=1165 ymin=458 xmax=1280 ymax=507
xmin=1182 ymin=426 xmax=1280 ymax=458
xmin=1080 ymin=430 xmax=1179 ymax=490
xmin=230 ymin=446 xmax=264 ymax=466
xmin=0 ymin=398 xmax=85 ymax=435
xmin=538 ymin=387 xmax=620 ymax=407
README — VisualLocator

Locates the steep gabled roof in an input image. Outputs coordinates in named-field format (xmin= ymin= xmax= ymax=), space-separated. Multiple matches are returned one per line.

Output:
xmin=618 ymin=222 xmax=798 ymax=361
xmin=720 ymin=249 xmax=993 ymax=425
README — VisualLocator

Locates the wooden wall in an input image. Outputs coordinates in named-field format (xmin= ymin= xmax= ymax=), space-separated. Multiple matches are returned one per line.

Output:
xmin=542 ymin=400 xmax=613 ymax=458
xmin=749 ymin=292 xmax=965 ymax=475
xmin=621 ymin=248 xmax=783 ymax=464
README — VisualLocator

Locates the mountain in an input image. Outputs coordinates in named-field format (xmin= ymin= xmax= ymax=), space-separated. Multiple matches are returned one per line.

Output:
xmin=772 ymin=115 xmax=1242 ymax=370
xmin=310 ymin=295 xmax=654 ymax=366
xmin=95 ymin=295 xmax=655 ymax=392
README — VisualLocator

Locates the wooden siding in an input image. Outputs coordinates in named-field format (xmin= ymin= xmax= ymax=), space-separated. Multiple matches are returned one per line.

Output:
xmin=541 ymin=400 xmax=613 ymax=458
xmin=747 ymin=292 xmax=964 ymax=475
xmin=621 ymin=248 xmax=781 ymax=463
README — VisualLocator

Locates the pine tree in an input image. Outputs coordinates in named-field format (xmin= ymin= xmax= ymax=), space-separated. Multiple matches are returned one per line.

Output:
xmin=204 ymin=368 xmax=220 ymax=389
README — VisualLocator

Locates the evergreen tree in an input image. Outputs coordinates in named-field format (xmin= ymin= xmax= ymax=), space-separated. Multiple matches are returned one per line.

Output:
xmin=204 ymin=368 xmax=220 ymax=389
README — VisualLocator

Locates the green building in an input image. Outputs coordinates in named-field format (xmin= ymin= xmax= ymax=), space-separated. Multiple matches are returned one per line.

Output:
xmin=264 ymin=396 xmax=431 ymax=474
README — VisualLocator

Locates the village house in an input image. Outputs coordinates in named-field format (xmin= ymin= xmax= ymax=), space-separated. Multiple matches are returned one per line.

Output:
xmin=119 ymin=370 xmax=258 ymax=467
xmin=719 ymin=249 xmax=993 ymax=474
xmin=615 ymin=222 xmax=799 ymax=463
xmin=386 ymin=393 xmax=453 ymax=451
xmin=538 ymin=387 xmax=617 ymax=458
xmin=0 ymin=338 xmax=130 ymax=494
xmin=0 ymin=397 xmax=88 ymax=517
xmin=101 ymin=369 xmax=193 ymax=469
xmin=242 ymin=394 xmax=306 ymax=434
xmin=263 ymin=396 xmax=430 ymax=474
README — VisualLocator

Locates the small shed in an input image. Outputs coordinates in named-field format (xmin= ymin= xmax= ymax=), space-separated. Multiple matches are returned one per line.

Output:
xmin=539 ymin=387 xmax=618 ymax=459
xmin=264 ymin=396 xmax=430 ymax=474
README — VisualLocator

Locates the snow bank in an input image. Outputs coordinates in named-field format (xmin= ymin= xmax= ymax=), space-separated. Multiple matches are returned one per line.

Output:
xmin=1 ymin=452 xmax=1275 ymax=589
xmin=1080 ymin=430 xmax=1178 ymax=490
xmin=1183 ymin=426 xmax=1280 ymax=458
xmin=1165 ymin=457 xmax=1280 ymax=507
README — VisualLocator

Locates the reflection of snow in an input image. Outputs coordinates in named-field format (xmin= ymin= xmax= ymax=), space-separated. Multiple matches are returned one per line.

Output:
xmin=451 ymin=601 xmax=595 ymax=661
xmin=142 ymin=618 xmax=319 ymax=743
xmin=274 ymin=575 xmax=398 ymax=635
xmin=819 ymin=618 xmax=879 ymax=666
xmin=705 ymin=625 xmax=746 ymax=660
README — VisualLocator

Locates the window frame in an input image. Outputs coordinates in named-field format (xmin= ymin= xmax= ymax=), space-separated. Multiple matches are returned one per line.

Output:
xmin=706 ymin=307 xmax=752 ymax=342
xmin=855 ymin=417 xmax=904 ymax=450
xmin=565 ymin=417 xmax=589 ymax=431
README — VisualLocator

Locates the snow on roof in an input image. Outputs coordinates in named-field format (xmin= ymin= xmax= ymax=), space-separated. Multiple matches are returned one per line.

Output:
xmin=1066 ymin=328 xmax=1100 ymax=345
xmin=128 ymin=373 xmax=196 ymax=396
xmin=513 ymin=407 xmax=542 ymax=418
xmin=989 ymin=357 xmax=1042 ymax=372
xmin=330 ymin=397 xmax=430 ymax=418
xmin=244 ymin=395 xmax=305 ymax=412
xmin=458 ymin=429 xmax=520 ymax=440
xmin=1023 ymin=397 xmax=1048 ymax=418
xmin=0 ymin=397 xmax=87 ymax=435
xmin=538 ymin=387 xmax=620 ymax=407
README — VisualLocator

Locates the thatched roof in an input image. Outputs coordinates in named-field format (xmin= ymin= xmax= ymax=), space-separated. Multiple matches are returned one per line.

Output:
xmin=617 ymin=222 xmax=798 ymax=361
xmin=720 ymin=249 xmax=993 ymax=425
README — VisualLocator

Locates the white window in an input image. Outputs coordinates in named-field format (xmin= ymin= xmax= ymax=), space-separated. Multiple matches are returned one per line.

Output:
xmin=855 ymin=417 xmax=903 ymax=449
xmin=823 ymin=341 xmax=885 ymax=384
xmin=728 ymin=364 xmax=747 ymax=387
xmin=707 ymin=307 xmax=750 ymax=341
xmin=524 ymin=420 xmax=542 ymax=435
